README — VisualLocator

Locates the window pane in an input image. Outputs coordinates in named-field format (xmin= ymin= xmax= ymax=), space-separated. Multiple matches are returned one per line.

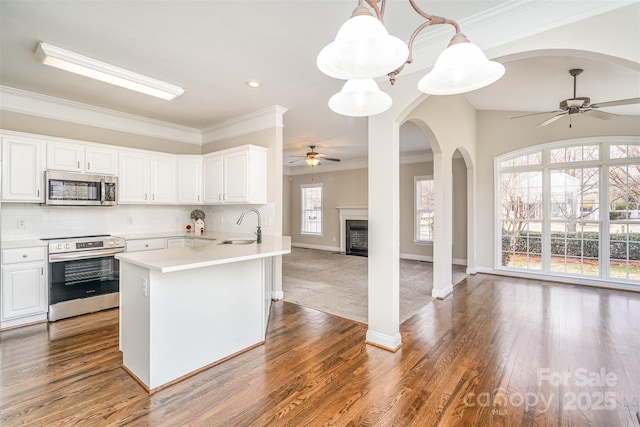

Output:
xmin=415 ymin=177 xmax=434 ymax=241
xmin=301 ymin=185 xmax=322 ymax=235
xmin=550 ymin=168 xmax=599 ymax=221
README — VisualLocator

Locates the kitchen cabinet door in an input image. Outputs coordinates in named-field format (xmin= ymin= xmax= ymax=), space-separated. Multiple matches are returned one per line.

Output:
xmin=202 ymin=145 xmax=267 ymax=205
xmin=224 ymin=150 xmax=249 ymax=203
xmin=1 ymin=262 xmax=47 ymax=321
xmin=1 ymin=137 xmax=45 ymax=202
xmin=85 ymin=146 xmax=118 ymax=175
xmin=119 ymin=152 xmax=150 ymax=203
xmin=150 ymin=155 xmax=177 ymax=204
xmin=203 ymin=154 xmax=224 ymax=204
xmin=177 ymin=156 xmax=203 ymax=204
xmin=47 ymin=142 xmax=83 ymax=172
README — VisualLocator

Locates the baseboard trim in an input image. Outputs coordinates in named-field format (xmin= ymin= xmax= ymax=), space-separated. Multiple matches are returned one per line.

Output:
xmin=291 ymin=243 xmax=341 ymax=252
xmin=271 ymin=290 xmax=284 ymax=300
xmin=475 ymin=267 xmax=640 ymax=293
xmin=432 ymin=284 xmax=454 ymax=300
xmin=365 ymin=330 xmax=402 ymax=352
xmin=399 ymin=253 xmax=467 ymax=266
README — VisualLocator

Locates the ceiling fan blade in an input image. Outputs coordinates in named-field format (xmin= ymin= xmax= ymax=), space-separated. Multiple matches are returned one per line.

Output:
xmin=324 ymin=158 xmax=341 ymax=162
xmin=511 ymin=110 xmax=561 ymax=119
xmin=289 ymin=159 xmax=305 ymax=164
xmin=583 ymin=109 xmax=616 ymax=120
xmin=535 ymin=112 xmax=568 ymax=127
xmin=590 ymin=97 xmax=640 ymax=108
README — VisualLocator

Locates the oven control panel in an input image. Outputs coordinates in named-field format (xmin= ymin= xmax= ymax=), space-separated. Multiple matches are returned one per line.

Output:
xmin=77 ymin=241 xmax=104 ymax=249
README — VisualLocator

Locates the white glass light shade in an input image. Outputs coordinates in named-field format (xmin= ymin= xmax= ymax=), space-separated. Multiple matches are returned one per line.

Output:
xmin=328 ymin=78 xmax=392 ymax=117
xmin=418 ymin=42 xmax=505 ymax=95
xmin=317 ymin=15 xmax=409 ymax=80
xmin=305 ymin=158 xmax=320 ymax=166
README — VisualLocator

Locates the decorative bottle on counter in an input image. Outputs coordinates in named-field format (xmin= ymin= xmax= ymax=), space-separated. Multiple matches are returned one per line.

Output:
xmin=194 ymin=218 xmax=205 ymax=235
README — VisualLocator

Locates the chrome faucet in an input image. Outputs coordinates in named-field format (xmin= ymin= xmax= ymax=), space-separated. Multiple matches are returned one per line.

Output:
xmin=237 ymin=208 xmax=262 ymax=244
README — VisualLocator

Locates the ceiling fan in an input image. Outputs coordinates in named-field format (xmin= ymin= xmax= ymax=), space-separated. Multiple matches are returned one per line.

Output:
xmin=512 ymin=68 xmax=640 ymax=128
xmin=289 ymin=145 xmax=341 ymax=167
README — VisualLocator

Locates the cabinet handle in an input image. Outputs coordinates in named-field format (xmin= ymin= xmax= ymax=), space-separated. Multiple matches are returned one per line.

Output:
xmin=223 ymin=194 xmax=227 ymax=201
xmin=41 ymin=267 xmax=44 ymax=275
xmin=198 ymin=195 xmax=200 ymax=201
xmin=37 ymin=189 xmax=40 ymax=197
xmin=218 ymin=194 xmax=222 ymax=200
xmin=152 ymin=194 xmax=155 ymax=200
xmin=77 ymin=161 xmax=80 ymax=169
xmin=87 ymin=162 xmax=91 ymax=170
xmin=145 ymin=194 xmax=148 ymax=200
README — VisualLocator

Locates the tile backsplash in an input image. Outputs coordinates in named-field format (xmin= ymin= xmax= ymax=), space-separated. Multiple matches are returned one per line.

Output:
xmin=1 ymin=203 xmax=277 ymax=241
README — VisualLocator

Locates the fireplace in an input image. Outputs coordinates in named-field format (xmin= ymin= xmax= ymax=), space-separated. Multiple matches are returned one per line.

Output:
xmin=346 ymin=220 xmax=368 ymax=256
xmin=336 ymin=206 xmax=368 ymax=255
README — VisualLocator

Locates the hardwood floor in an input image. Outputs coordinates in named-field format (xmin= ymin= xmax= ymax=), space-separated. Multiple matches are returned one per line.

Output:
xmin=1 ymin=274 xmax=639 ymax=426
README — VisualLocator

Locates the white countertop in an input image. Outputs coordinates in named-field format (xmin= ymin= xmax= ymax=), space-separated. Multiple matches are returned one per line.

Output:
xmin=1 ymin=239 xmax=48 ymax=250
xmin=113 ymin=231 xmax=219 ymax=240
xmin=116 ymin=233 xmax=291 ymax=273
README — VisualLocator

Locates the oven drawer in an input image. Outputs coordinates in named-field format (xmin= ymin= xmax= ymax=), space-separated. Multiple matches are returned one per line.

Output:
xmin=2 ymin=247 xmax=47 ymax=265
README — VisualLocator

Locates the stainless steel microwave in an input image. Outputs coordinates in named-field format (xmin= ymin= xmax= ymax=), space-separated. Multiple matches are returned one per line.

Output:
xmin=45 ymin=171 xmax=117 ymax=206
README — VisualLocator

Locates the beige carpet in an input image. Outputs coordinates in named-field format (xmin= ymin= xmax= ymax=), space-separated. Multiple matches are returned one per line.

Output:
xmin=282 ymin=247 xmax=468 ymax=324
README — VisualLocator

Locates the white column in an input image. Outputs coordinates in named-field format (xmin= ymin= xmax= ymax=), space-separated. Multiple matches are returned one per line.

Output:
xmin=432 ymin=152 xmax=454 ymax=299
xmin=366 ymin=118 xmax=401 ymax=351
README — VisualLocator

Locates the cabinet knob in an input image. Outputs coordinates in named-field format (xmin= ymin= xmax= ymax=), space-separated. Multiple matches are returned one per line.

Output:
xmin=145 ymin=244 xmax=149 ymax=247
xmin=22 ymin=254 xmax=27 ymax=258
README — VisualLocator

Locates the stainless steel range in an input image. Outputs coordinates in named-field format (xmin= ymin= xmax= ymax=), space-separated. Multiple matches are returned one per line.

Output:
xmin=43 ymin=235 xmax=125 ymax=321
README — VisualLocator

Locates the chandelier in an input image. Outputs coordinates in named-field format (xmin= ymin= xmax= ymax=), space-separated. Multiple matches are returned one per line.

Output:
xmin=317 ymin=0 xmax=505 ymax=117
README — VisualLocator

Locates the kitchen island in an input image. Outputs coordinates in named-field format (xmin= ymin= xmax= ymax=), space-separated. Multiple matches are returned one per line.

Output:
xmin=115 ymin=233 xmax=290 ymax=391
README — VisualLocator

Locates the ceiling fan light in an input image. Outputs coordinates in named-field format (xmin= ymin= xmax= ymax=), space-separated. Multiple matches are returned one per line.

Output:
xmin=328 ymin=78 xmax=392 ymax=117
xmin=305 ymin=158 xmax=320 ymax=166
xmin=417 ymin=40 xmax=505 ymax=95
xmin=317 ymin=15 xmax=409 ymax=80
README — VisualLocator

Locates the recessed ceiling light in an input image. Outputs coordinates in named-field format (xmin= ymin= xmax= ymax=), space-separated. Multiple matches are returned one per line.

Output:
xmin=34 ymin=42 xmax=184 ymax=100
xmin=246 ymin=80 xmax=261 ymax=88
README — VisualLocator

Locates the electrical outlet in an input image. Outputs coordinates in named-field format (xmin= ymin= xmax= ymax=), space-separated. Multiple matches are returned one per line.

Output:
xmin=17 ymin=217 xmax=26 ymax=229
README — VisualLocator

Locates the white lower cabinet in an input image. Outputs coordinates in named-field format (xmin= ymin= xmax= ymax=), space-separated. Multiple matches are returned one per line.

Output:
xmin=1 ymin=247 xmax=47 ymax=329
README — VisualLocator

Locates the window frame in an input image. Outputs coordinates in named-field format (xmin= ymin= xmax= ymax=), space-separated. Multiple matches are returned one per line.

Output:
xmin=300 ymin=183 xmax=323 ymax=236
xmin=495 ymin=136 xmax=640 ymax=286
xmin=414 ymin=175 xmax=434 ymax=243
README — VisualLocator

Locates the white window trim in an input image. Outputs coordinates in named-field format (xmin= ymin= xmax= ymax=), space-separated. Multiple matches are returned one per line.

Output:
xmin=494 ymin=136 xmax=640 ymax=288
xmin=414 ymin=175 xmax=434 ymax=243
xmin=301 ymin=183 xmax=323 ymax=236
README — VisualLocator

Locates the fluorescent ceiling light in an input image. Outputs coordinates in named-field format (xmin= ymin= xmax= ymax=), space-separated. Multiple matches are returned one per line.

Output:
xmin=34 ymin=42 xmax=184 ymax=100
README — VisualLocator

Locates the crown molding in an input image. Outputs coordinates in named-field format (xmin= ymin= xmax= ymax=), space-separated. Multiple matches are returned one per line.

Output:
xmin=201 ymin=105 xmax=288 ymax=144
xmin=284 ymin=150 xmax=434 ymax=175
xmin=407 ymin=0 xmax=637 ymax=74
xmin=0 ymin=86 xmax=201 ymax=144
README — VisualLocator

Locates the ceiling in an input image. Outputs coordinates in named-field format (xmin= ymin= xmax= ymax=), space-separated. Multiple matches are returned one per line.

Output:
xmin=1 ymin=1 xmax=639 ymax=167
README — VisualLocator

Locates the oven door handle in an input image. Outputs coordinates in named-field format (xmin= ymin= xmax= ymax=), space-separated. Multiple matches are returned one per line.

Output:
xmin=49 ymin=249 xmax=125 ymax=263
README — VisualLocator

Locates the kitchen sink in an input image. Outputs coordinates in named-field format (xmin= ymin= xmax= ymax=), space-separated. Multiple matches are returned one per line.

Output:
xmin=218 ymin=239 xmax=256 ymax=245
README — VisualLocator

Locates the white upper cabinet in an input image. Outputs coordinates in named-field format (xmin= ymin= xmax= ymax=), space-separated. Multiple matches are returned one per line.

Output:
xmin=1 ymin=137 xmax=45 ymax=202
xmin=177 ymin=156 xmax=203 ymax=204
xmin=203 ymin=145 xmax=267 ymax=205
xmin=119 ymin=151 xmax=150 ymax=203
xmin=149 ymin=154 xmax=177 ymax=204
xmin=47 ymin=142 xmax=118 ymax=175
xmin=86 ymin=146 xmax=119 ymax=175
xmin=119 ymin=151 xmax=176 ymax=204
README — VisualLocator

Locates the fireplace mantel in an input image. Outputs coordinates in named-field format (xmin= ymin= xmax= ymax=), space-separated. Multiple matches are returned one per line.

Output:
xmin=336 ymin=206 xmax=368 ymax=253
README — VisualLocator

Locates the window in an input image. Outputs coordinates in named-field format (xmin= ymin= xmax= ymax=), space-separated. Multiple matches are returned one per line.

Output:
xmin=415 ymin=176 xmax=434 ymax=242
xmin=496 ymin=139 xmax=640 ymax=285
xmin=301 ymin=184 xmax=322 ymax=235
